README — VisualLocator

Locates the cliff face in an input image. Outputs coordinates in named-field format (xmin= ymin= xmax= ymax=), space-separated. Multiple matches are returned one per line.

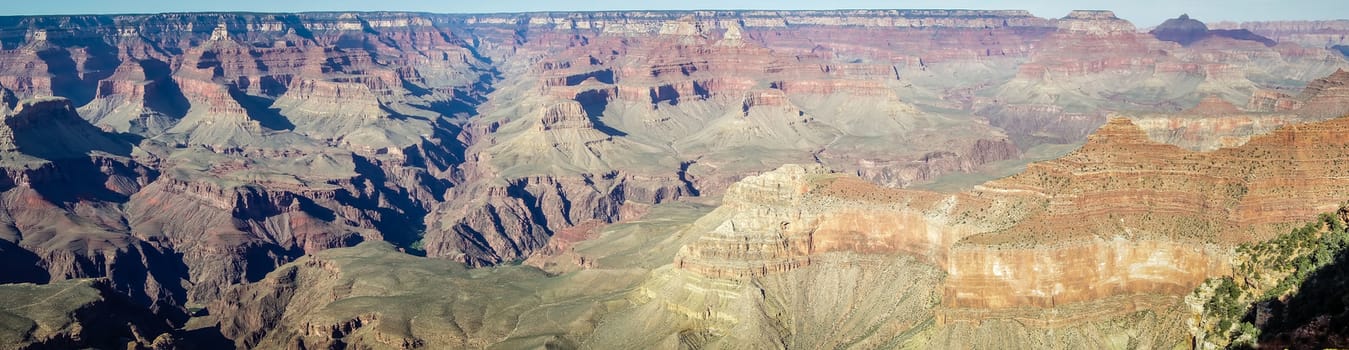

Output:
xmin=673 ymin=164 xmax=964 ymax=279
xmin=938 ymin=114 xmax=1349 ymax=310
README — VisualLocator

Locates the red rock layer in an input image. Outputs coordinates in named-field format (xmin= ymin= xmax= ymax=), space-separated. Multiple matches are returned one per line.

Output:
xmin=945 ymin=115 xmax=1349 ymax=309
xmin=678 ymin=112 xmax=1349 ymax=313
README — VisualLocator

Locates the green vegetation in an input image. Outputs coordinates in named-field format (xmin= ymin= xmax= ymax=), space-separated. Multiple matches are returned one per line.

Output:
xmin=1194 ymin=203 xmax=1349 ymax=348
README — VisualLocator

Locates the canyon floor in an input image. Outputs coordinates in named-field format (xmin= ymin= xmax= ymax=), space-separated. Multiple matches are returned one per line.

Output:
xmin=0 ymin=8 xmax=1347 ymax=350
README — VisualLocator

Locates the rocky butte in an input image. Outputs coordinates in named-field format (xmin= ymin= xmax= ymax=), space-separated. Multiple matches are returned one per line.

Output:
xmin=0 ymin=9 xmax=1344 ymax=349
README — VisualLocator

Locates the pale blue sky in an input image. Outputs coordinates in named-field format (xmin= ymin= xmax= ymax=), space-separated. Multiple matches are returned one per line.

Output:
xmin=2 ymin=0 xmax=1345 ymax=27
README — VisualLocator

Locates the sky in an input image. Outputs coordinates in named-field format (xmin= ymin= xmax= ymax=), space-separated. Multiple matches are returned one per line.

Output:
xmin=2 ymin=0 xmax=1346 ymax=27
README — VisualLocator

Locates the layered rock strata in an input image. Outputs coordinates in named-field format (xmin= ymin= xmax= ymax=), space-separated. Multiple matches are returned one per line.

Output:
xmin=675 ymin=113 xmax=1349 ymax=324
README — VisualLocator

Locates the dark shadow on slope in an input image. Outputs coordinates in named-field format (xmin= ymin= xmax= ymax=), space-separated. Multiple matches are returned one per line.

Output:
xmin=279 ymin=15 xmax=316 ymax=40
xmin=1257 ymin=248 xmax=1349 ymax=348
xmin=450 ymin=222 xmax=503 ymax=266
xmin=378 ymin=105 xmax=431 ymax=122
xmin=411 ymin=71 xmax=496 ymax=172
xmin=8 ymin=106 xmax=133 ymax=160
xmin=1210 ymin=29 xmax=1277 ymax=47
xmin=402 ymin=78 xmax=434 ymax=97
xmin=344 ymin=154 xmax=446 ymax=256
xmin=564 ymin=69 xmax=614 ymax=86
xmin=28 ymin=160 xmax=134 ymax=204
xmin=243 ymin=244 xmax=303 ymax=283
xmin=247 ymin=50 xmax=270 ymax=72
xmin=177 ymin=326 xmax=235 ymax=350
xmin=427 ymin=118 xmax=468 ymax=172
xmin=678 ymin=160 xmax=702 ymax=197
xmin=419 ymin=71 xmax=496 ymax=118
xmin=111 ymin=242 xmax=191 ymax=325
xmin=1333 ymin=45 xmax=1349 ymax=59
xmin=0 ymin=88 xmax=16 ymax=110
xmin=226 ymin=88 xmax=294 ymax=131
xmin=254 ymin=75 xmax=290 ymax=97
xmin=0 ymin=240 xmax=50 ymax=283
xmin=422 ymin=98 xmax=477 ymax=119
xmin=36 ymin=45 xmax=120 ymax=107
xmin=295 ymin=196 xmax=337 ymax=222
xmin=651 ymin=84 xmax=681 ymax=106
xmin=506 ymin=180 xmax=565 ymax=230
xmin=141 ymin=243 xmax=191 ymax=324
xmin=139 ymin=59 xmax=190 ymax=119
xmin=575 ymin=88 xmax=627 ymax=137
xmin=73 ymin=279 xmax=177 ymax=350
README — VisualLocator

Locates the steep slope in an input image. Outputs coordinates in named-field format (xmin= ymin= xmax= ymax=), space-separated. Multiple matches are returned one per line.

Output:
xmin=1186 ymin=207 xmax=1349 ymax=348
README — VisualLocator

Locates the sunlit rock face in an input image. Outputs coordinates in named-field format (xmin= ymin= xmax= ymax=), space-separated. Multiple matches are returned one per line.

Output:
xmin=672 ymin=78 xmax=1349 ymax=337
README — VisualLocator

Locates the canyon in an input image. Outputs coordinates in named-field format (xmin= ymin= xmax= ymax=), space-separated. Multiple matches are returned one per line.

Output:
xmin=0 ymin=8 xmax=1345 ymax=349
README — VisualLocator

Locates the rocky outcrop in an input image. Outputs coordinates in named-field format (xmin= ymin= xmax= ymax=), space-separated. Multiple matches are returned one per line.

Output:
xmin=675 ymin=164 xmax=962 ymax=279
xmin=1248 ymin=68 xmax=1349 ymax=119
xmin=1057 ymin=10 xmax=1136 ymax=36
xmin=1296 ymin=68 xmax=1349 ymax=118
